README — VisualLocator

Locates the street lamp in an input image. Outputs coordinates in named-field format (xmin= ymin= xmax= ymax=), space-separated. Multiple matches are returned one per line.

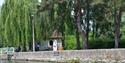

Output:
xmin=31 ymin=14 xmax=35 ymax=52
xmin=28 ymin=0 xmax=41 ymax=52
xmin=31 ymin=0 xmax=41 ymax=52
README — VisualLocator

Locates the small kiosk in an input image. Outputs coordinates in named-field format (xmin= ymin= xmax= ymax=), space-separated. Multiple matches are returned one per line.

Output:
xmin=49 ymin=29 xmax=63 ymax=51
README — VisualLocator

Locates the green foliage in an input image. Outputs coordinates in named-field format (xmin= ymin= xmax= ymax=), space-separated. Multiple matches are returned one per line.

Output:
xmin=65 ymin=35 xmax=125 ymax=49
xmin=89 ymin=38 xmax=114 ymax=49
xmin=89 ymin=38 xmax=125 ymax=49
xmin=0 ymin=0 xmax=125 ymax=50
xmin=0 ymin=0 xmax=37 ymax=51
xmin=65 ymin=35 xmax=76 ymax=50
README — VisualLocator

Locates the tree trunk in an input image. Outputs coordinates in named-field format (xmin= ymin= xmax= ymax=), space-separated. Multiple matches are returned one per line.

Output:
xmin=85 ymin=0 xmax=90 ymax=49
xmin=114 ymin=7 xmax=122 ymax=48
xmin=74 ymin=0 xmax=81 ymax=50
xmin=62 ymin=31 xmax=65 ymax=49
xmin=75 ymin=0 xmax=88 ymax=49
xmin=61 ymin=20 xmax=65 ymax=49
xmin=95 ymin=24 xmax=98 ymax=38
xmin=76 ymin=27 xmax=81 ymax=49
xmin=92 ymin=20 xmax=95 ymax=39
xmin=74 ymin=11 xmax=81 ymax=50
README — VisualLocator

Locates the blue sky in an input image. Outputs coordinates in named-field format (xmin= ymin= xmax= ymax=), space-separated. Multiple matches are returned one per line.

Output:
xmin=0 ymin=0 xmax=4 ymax=6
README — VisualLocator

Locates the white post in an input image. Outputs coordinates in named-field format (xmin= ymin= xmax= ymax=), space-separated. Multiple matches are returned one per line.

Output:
xmin=32 ymin=15 xmax=35 ymax=52
xmin=53 ymin=40 xmax=57 ymax=52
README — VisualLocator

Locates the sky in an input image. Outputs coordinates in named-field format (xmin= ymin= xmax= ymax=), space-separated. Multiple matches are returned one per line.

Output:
xmin=38 ymin=0 xmax=41 ymax=2
xmin=0 ymin=0 xmax=4 ymax=6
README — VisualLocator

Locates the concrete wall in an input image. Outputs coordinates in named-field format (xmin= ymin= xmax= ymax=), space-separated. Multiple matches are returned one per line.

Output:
xmin=1 ymin=49 xmax=125 ymax=62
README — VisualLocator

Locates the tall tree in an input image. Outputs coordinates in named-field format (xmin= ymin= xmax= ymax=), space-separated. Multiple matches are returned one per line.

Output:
xmin=74 ymin=0 xmax=89 ymax=49
xmin=0 ymin=0 xmax=38 ymax=51
xmin=113 ymin=0 xmax=125 ymax=48
xmin=73 ymin=0 xmax=81 ymax=49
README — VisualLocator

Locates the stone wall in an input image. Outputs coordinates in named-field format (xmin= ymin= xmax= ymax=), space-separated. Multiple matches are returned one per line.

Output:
xmin=1 ymin=49 xmax=125 ymax=62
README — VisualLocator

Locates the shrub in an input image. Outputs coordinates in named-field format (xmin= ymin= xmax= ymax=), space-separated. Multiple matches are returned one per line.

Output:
xmin=65 ymin=35 xmax=76 ymax=50
xmin=65 ymin=35 xmax=125 ymax=49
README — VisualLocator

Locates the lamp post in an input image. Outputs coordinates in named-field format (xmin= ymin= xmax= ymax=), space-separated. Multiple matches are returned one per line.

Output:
xmin=31 ymin=0 xmax=41 ymax=52
xmin=31 ymin=14 xmax=35 ymax=52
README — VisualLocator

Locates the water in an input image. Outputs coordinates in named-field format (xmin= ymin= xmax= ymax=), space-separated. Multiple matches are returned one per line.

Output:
xmin=0 ymin=60 xmax=51 ymax=63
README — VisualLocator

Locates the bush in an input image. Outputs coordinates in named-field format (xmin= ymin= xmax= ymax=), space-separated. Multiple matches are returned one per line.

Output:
xmin=89 ymin=38 xmax=125 ymax=49
xmin=65 ymin=35 xmax=125 ymax=49
xmin=65 ymin=35 xmax=76 ymax=50
xmin=88 ymin=39 xmax=114 ymax=49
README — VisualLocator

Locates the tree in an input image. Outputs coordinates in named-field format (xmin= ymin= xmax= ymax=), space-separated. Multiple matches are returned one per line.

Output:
xmin=113 ymin=0 xmax=125 ymax=48
xmin=74 ymin=0 xmax=89 ymax=49
xmin=0 ymin=0 xmax=38 ymax=51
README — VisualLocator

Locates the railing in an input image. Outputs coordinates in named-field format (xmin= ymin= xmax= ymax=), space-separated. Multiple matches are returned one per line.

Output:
xmin=0 ymin=47 xmax=15 ymax=54
xmin=0 ymin=47 xmax=15 ymax=60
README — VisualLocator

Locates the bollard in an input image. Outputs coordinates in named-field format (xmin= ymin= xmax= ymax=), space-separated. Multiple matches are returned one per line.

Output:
xmin=7 ymin=54 xmax=13 ymax=60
